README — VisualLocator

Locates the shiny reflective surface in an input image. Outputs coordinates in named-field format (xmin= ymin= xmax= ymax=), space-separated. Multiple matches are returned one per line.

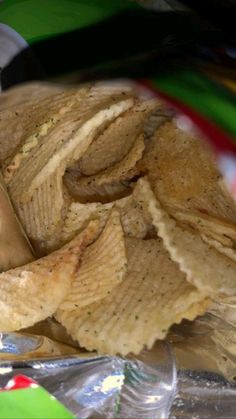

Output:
xmin=1 ymin=312 xmax=236 ymax=417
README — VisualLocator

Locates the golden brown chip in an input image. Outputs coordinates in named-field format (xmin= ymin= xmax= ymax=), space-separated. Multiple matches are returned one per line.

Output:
xmin=77 ymin=99 xmax=158 ymax=176
xmin=143 ymin=105 xmax=174 ymax=138
xmin=173 ymin=210 xmax=236 ymax=262
xmin=0 ymin=173 xmax=34 ymax=270
xmin=139 ymin=178 xmax=236 ymax=296
xmin=51 ymin=188 xmax=150 ymax=251
xmin=0 ymin=220 xmax=99 ymax=331
xmin=174 ymin=211 xmax=236 ymax=244
xmin=60 ymin=209 xmax=127 ymax=310
xmin=58 ymin=201 xmax=113 ymax=246
xmin=116 ymin=184 xmax=153 ymax=239
xmin=0 ymin=82 xmax=133 ymax=166
xmin=7 ymin=92 xmax=133 ymax=251
xmin=64 ymin=133 xmax=145 ymax=202
xmin=0 ymin=86 xmax=90 ymax=165
xmin=140 ymin=120 xmax=236 ymax=225
xmin=6 ymin=88 xmax=133 ymax=200
xmin=16 ymin=167 xmax=71 ymax=254
xmin=56 ymin=181 xmax=153 ymax=249
xmin=0 ymin=82 xmax=66 ymax=112
xmin=56 ymin=237 xmax=208 ymax=355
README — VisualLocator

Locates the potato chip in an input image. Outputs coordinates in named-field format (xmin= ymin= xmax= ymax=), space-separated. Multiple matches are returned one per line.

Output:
xmin=16 ymin=167 xmax=71 ymax=254
xmin=8 ymin=97 xmax=133 ymax=202
xmin=7 ymin=95 xmax=133 ymax=250
xmin=77 ymin=99 xmax=158 ymax=176
xmin=0 ymin=86 xmax=90 ymax=165
xmin=139 ymin=178 xmax=236 ymax=296
xmin=55 ymin=181 xmax=152 ymax=249
xmin=0 ymin=81 xmax=66 ymax=112
xmin=173 ymin=210 xmax=236 ymax=262
xmin=140 ymin=120 xmax=236 ymax=225
xmin=56 ymin=237 xmax=208 ymax=355
xmin=55 ymin=201 xmax=114 ymax=248
xmin=64 ymin=133 xmax=145 ymax=202
xmin=0 ymin=173 xmax=34 ymax=270
xmin=60 ymin=209 xmax=127 ymax=310
xmin=1 ymin=81 xmax=132 ymax=166
xmin=174 ymin=211 xmax=236 ymax=245
xmin=3 ymin=82 xmax=133 ymax=182
xmin=0 ymin=220 xmax=99 ymax=331
xmin=116 ymin=186 xmax=153 ymax=239
xmin=143 ymin=105 xmax=174 ymax=138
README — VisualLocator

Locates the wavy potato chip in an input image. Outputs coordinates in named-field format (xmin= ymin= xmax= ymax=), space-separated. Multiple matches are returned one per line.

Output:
xmin=139 ymin=178 xmax=236 ymax=296
xmin=0 ymin=220 xmax=99 ymax=331
xmin=52 ymin=189 xmax=150 ymax=251
xmin=0 ymin=86 xmax=90 ymax=166
xmin=7 ymin=93 xmax=133 ymax=200
xmin=173 ymin=210 xmax=236 ymax=262
xmin=1 ymin=82 xmax=133 ymax=167
xmin=7 ymin=95 xmax=133 ymax=250
xmin=0 ymin=82 xmax=66 ymax=112
xmin=60 ymin=202 xmax=112 ymax=243
xmin=140 ymin=120 xmax=236 ymax=224
xmin=77 ymin=99 xmax=158 ymax=176
xmin=60 ymin=209 xmax=127 ymax=310
xmin=65 ymin=133 xmax=145 ymax=202
xmin=56 ymin=237 xmax=208 ymax=355
xmin=57 ymin=181 xmax=153 ymax=248
xmin=0 ymin=173 xmax=34 ymax=270
xmin=17 ymin=168 xmax=71 ymax=254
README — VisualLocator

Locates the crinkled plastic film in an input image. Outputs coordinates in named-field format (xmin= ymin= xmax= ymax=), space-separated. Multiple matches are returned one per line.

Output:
xmin=0 ymin=328 xmax=177 ymax=418
xmin=2 ymin=310 xmax=236 ymax=417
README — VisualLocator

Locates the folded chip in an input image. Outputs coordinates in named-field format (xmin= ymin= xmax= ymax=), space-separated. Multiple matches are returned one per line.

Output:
xmin=173 ymin=210 xmax=236 ymax=262
xmin=65 ymin=133 xmax=145 ymax=202
xmin=50 ymin=200 xmax=115 ymax=251
xmin=51 ymin=181 xmax=152 ymax=250
xmin=59 ymin=209 xmax=127 ymax=310
xmin=139 ymin=178 xmax=236 ymax=296
xmin=0 ymin=86 xmax=90 ymax=166
xmin=77 ymin=99 xmax=158 ymax=176
xmin=56 ymin=237 xmax=208 ymax=355
xmin=5 ymin=86 xmax=134 ymax=251
xmin=140 ymin=120 xmax=236 ymax=225
xmin=6 ymin=86 xmax=133 ymax=200
xmin=0 ymin=220 xmax=99 ymax=331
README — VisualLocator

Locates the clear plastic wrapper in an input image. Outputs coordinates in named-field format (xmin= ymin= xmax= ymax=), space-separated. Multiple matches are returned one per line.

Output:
xmin=1 ymin=310 xmax=236 ymax=417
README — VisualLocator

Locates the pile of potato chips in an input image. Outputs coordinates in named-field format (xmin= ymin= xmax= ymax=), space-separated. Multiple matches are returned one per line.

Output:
xmin=1 ymin=81 xmax=236 ymax=355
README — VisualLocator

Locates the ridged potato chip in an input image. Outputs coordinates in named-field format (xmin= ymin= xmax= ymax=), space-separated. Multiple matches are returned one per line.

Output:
xmin=173 ymin=210 xmax=236 ymax=262
xmin=56 ymin=237 xmax=208 ymax=355
xmin=17 ymin=168 xmax=71 ymax=254
xmin=60 ymin=209 xmax=127 ymax=310
xmin=140 ymin=120 xmax=236 ymax=224
xmin=1 ymin=82 xmax=133 ymax=167
xmin=55 ymin=201 xmax=114 ymax=249
xmin=6 ymin=89 xmax=133 ymax=200
xmin=6 ymin=89 xmax=134 ymax=250
xmin=0 ymin=173 xmax=34 ymax=270
xmin=0 ymin=86 xmax=89 ymax=165
xmin=77 ymin=99 xmax=158 ymax=176
xmin=65 ymin=133 xmax=145 ymax=202
xmin=0 ymin=82 xmax=66 ymax=112
xmin=53 ymin=182 xmax=152 ymax=250
xmin=0 ymin=220 xmax=99 ymax=331
xmin=140 ymin=178 xmax=236 ymax=296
